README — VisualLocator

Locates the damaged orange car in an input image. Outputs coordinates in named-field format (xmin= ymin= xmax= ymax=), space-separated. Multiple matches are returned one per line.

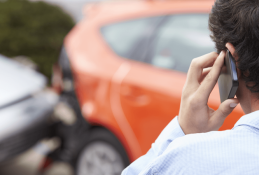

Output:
xmin=51 ymin=0 xmax=244 ymax=174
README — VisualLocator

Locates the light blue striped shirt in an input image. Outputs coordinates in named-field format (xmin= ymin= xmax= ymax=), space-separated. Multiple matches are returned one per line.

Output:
xmin=122 ymin=110 xmax=259 ymax=175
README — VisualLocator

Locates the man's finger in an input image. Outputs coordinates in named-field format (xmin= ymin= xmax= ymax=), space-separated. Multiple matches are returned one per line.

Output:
xmin=199 ymin=67 xmax=212 ymax=84
xmin=186 ymin=52 xmax=218 ymax=88
xmin=196 ymin=51 xmax=226 ymax=103
xmin=209 ymin=98 xmax=239 ymax=130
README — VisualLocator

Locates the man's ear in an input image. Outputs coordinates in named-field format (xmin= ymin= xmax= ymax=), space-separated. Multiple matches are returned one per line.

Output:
xmin=226 ymin=43 xmax=243 ymax=78
xmin=226 ymin=43 xmax=237 ymax=60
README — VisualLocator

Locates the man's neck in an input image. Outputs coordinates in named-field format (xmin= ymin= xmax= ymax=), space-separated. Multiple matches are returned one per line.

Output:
xmin=251 ymin=95 xmax=259 ymax=113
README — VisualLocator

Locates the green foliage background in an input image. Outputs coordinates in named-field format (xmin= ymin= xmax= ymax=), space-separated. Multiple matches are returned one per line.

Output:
xmin=0 ymin=0 xmax=74 ymax=82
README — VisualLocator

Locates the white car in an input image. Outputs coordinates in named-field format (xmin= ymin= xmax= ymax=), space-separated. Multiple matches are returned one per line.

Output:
xmin=0 ymin=55 xmax=58 ymax=162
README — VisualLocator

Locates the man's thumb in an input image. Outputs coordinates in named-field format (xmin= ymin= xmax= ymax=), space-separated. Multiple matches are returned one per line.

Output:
xmin=215 ymin=98 xmax=239 ymax=119
xmin=209 ymin=98 xmax=239 ymax=130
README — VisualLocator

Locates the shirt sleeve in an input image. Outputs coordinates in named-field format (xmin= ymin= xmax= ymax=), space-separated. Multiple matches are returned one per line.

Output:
xmin=122 ymin=116 xmax=185 ymax=175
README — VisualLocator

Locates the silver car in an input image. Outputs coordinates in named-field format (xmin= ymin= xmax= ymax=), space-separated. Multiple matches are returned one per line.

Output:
xmin=0 ymin=55 xmax=58 ymax=162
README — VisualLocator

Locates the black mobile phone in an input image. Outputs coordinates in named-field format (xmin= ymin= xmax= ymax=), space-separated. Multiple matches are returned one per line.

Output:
xmin=218 ymin=50 xmax=239 ymax=103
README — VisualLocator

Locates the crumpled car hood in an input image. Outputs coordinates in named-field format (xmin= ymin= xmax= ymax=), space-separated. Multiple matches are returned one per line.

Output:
xmin=0 ymin=55 xmax=46 ymax=108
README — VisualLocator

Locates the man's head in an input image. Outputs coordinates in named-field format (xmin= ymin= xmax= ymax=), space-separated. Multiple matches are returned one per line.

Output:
xmin=209 ymin=0 xmax=259 ymax=113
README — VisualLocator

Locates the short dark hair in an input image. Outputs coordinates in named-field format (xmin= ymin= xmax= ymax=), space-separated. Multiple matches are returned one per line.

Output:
xmin=209 ymin=0 xmax=259 ymax=93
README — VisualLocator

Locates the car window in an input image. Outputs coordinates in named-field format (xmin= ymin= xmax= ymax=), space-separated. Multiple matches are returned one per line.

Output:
xmin=101 ymin=17 xmax=163 ymax=60
xmin=148 ymin=14 xmax=215 ymax=73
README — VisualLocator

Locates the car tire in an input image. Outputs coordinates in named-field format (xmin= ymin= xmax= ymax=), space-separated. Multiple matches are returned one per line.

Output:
xmin=75 ymin=127 xmax=130 ymax=175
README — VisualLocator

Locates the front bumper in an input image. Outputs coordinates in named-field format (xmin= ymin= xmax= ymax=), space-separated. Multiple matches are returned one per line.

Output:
xmin=0 ymin=90 xmax=58 ymax=162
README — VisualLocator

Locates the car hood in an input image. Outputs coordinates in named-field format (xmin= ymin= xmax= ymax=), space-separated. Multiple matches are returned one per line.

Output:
xmin=0 ymin=55 xmax=46 ymax=108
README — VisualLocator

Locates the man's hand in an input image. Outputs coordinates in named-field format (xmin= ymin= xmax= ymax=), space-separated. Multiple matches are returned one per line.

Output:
xmin=178 ymin=51 xmax=239 ymax=134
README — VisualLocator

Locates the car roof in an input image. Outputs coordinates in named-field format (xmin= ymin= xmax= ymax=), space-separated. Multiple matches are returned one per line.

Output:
xmin=84 ymin=0 xmax=215 ymax=25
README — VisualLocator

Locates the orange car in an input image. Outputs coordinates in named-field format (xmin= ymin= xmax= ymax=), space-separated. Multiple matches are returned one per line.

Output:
xmin=51 ymin=0 xmax=244 ymax=174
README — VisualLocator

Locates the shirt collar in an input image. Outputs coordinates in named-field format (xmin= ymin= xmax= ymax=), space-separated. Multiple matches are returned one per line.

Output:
xmin=234 ymin=110 xmax=259 ymax=129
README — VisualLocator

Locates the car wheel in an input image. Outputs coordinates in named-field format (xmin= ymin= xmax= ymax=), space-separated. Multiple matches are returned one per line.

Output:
xmin=76 ymin=128 xmax=130 ymax=175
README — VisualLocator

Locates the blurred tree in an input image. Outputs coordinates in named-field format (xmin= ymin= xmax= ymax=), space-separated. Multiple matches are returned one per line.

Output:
xmin=0 ymin=0 xmax=74 ymax=82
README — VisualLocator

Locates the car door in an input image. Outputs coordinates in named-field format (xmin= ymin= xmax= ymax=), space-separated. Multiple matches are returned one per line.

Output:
xmin=101 ymin=16 xmax=168 ymax=156
xmin=116 ymin=14 xmax=215 ymax=154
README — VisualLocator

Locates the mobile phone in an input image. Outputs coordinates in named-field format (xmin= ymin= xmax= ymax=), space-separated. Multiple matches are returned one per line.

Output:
xmin=218 ymin=50 xmax=239 ymax=103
